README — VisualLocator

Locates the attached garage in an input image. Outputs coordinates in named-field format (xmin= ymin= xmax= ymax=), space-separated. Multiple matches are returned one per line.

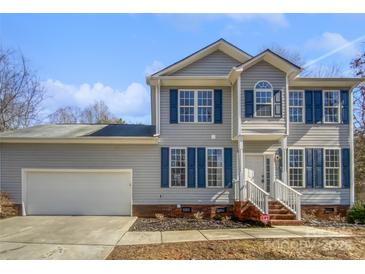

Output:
xmin=22 ymin=169 xmax=132 ymax=216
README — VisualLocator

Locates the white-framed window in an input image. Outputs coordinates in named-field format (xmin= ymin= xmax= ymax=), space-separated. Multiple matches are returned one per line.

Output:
xmin=288 ymin=149 xmax=305 ymax=188
xmin=254 ymin=81 xmax=273 ymax=117
xmin=324 ymin=90 xmax=340 ymax=123
xmin=289 ymin=91 xmax=304 ymax=123
xmin=197 ymin=90 xmax=213 ymax=122
xmin=324 ymin=149 xmax=341 ymax=188
xmin=206 ymin=148 xmax=224 ymax=187
xmin=179 ymin=90 xmax=195 ymax=122
xmin=170 ymin=148 xmax=187 ymax=187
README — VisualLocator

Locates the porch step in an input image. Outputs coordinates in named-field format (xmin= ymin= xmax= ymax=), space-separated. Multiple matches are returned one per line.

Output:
xmin=268 ymin=201 xmax=297 ymax=223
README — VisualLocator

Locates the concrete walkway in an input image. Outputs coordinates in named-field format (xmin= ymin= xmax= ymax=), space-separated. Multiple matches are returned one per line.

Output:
xmin=117 ymin=226 xmax=351 ymax=245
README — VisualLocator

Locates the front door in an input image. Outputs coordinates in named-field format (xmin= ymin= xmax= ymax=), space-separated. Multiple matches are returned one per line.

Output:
xmin=245 ymin=155 xmax=265 ymax=190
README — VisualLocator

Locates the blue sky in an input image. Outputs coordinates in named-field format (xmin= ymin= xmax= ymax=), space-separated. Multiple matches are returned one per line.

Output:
xmin=0 ymin=14 xmax=364 ymax=124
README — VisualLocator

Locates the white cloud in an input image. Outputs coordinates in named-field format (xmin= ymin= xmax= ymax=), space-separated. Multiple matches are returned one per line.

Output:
xmin=226 ymin=14 xmax=288 ymax=27
xmin=145 ymin=60 xmax=164 ymax=76
xmin=305 ymin=32 xmax=360 ymax=59
xmin=41 ymin=80 xmax=151 ymax=124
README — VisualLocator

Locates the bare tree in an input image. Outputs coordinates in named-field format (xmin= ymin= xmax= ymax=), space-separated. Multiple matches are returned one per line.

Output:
xmin=0 ymin=48 xmax=45 ymax=132
xmin=263 ymin=44 xmax=345 ymax=77
xmin=48 ymin=106 xmax=81 ymax=124
xmin=49 ymin=100 xmax=126 ymax=124
xmin=262 ymin=43 xmax=305 ymax=67
xmin=80 ymin=100 xmax=111 ymax=124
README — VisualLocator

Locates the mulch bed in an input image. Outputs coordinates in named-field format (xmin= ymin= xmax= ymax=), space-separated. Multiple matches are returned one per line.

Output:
xmin=129 ymin=217 xmax=263 ymax=232
xmin=107 ymin=237 xmax=365 ymax=260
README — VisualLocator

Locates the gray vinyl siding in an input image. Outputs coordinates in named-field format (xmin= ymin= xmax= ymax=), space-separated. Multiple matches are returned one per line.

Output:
xmin=159 ymin=87 xmax=232 ymax=146
xmin=240 ymin=61 xmax=286 ymax=135
xmin=299 ymin=189 xmax=350 ymax=205
xmin=288 ymin=124 xmax=350 ymax=146
xmin=171 ymin=50 xmax=241 ymax=76
xmin=0 ymin=143 xmax=236 ymax=205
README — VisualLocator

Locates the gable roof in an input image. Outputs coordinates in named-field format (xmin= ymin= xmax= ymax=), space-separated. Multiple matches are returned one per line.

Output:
xmin=235 ymin=49 xmax=302 ymax=76
xmin=0 ymin=124 xmax=158 ymax=144
xmin=150 ymin=38 xmax=252 ymax=77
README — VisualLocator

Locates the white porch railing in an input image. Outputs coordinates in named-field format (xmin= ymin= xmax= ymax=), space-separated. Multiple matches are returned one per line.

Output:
xmin=233 ymin=178 xmax=240 ymax=201
xmin=274 ymin=179 xmax=302 ymax=220
xmin=246 ymin=179 xmax=269 ymax=214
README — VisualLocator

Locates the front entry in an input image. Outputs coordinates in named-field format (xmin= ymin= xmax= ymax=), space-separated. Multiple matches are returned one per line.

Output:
xmin=245 ymin=155 xmax=265 ymax=189
xmin=245 ymin=154 xmax=273 ymax=194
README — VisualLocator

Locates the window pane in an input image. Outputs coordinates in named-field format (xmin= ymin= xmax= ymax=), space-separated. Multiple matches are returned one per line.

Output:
xmin=170 ymin=149 xmax=186 ymax=187
xmin=289 ymin=149 xmax=304 ymax=187
xmin=256 ymin=104 xmax=272 ymax=117
xmin=324 ymin=91 xmax=339 ymax=106
xmin=256 ymin=91 xmax=272 ymax=104
xmin=179 ymin=91 xmax=194 ymax=122
xmin=197 ymin=90 xmax=213 ymax=122
xmin=325 ymin=107 xmax=339 ymax=123
xmin=255 ymin=81 xmax=272 ymax=89
xmin=207 ymin=149 xmax=223 ymax=187
xmin=325 ymin=149 xmax=340 ymax=187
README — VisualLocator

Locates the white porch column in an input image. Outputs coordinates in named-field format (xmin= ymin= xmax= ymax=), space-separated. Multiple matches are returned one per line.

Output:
xmin=238 ymin=136 xmax=246 ymax=200
xmin=281 ymin=136 xmax=288 ymax=184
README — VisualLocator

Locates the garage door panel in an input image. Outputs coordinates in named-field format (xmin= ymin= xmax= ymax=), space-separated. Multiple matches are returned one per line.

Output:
xmin=24 ymin=170 xmax=132 ymax=216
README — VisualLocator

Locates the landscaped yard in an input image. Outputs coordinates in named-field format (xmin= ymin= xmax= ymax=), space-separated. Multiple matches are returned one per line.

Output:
xmin=130 ymin=217 xmax=263 ymax=231
xmin=108 ymin=234 xmax=365 ymax=260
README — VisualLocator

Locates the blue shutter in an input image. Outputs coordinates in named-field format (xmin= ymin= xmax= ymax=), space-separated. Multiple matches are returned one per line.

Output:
xmin=197 ymin=147 xmax=206 ymax=188
xmin=169 ymin=89 xmax=178 ymax=124
xmin=342 ymin=148 xmax=350 ymax=188
xmin=161 ymin=147 xmax=169 ymax=188
xmin=273 ymin=90 xmax=282 ymax=117
xmin=341 ymin=90 xmax=349 ymax=124
xmin=187 ymin=147 xmax=196 ymax=188
xmin=224 ymin=148 xmax=233 ymax=188
xmin=245 ymin=90 xmax=254 ymax=118
xmin=214 ymin=89 xmax=222 ymax=124
xmin=305 ymin=90 xmax=313 ymax=124
xmin=313 ymin=90 xmax=323 ymax=124
xmin=305 ymin=148 xmax=313 ymax=188
xmin=313 ymin=148 xmax=324 ymax=188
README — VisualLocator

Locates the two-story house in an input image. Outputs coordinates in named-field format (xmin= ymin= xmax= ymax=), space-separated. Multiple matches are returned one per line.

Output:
xmin=0 ymin=39 xmax=362 ymax=224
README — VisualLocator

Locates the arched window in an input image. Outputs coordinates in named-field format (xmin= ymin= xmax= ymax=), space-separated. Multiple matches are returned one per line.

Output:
xmin=254 ymin=81 xmax=273 ymax=117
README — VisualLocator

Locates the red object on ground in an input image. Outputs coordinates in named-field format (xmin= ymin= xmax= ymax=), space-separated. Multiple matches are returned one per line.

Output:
xmin=260 ymin=213 xmax=270 ymax=224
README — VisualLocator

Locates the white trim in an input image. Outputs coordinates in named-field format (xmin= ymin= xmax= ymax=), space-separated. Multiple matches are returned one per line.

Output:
xmin=253 ymin=80 xmax=274 ymax=118
xmin=288 ymin=90 xmax=305 ymax=124
xmin=323 ymin=148 xmax=342 ymax=188
xmin=21 ymin=168 xmax=133 ymax=216
xmin=156 ymin=80 xmax=161 ymax=135
xmin=206 ymin=147 xmax=224 ymax=188
xmin=287 ymin=148 xmax=306 ymax=188
xmin=169 ymin=147 xmax=188 ymax=188
xmin=323 ymin=90 xmax=341 ymax=124
xmin=177 ymin=89 xmax=214 ymax=124
xmin=237 ymin=75 xmax=242 ymax=134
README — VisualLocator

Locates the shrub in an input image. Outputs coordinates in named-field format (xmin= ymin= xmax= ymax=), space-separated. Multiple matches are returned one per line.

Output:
xmin=155 ymin=213 xmax=165 ymax=221
xmin=221 ymin=215 xmax=231 ymax=224
xmin=0 ymin=192 xmax=17 ymax=218
xmin=347 ymin=201 xmax=365 ymax=224
xmin=193 ymin=211 xmax=204 ymax=221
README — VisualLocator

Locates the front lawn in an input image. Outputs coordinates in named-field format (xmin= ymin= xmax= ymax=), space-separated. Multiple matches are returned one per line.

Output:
xmin=108 ymin=236 xmax=365 ymax=260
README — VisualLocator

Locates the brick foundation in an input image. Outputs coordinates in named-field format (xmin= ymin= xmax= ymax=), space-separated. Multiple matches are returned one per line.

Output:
xmin=301 ymin=205 xmax=349 ymax=220
xmin=133 ymin=204 xmax=234 ymax=218
xmin=233 ymin=201 xmax=262 ymax=222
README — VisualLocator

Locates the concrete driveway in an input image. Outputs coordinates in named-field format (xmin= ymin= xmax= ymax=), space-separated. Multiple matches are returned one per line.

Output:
xmin=0 ymin=216 xmax=136 ymax=259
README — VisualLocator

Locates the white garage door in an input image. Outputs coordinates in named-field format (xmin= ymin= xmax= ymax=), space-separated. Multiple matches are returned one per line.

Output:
xmin=22 ymin=169 xmax=132 ymax=216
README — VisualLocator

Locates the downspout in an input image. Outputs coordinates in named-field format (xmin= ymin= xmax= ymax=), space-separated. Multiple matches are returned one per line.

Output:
xmin=349 ymin=85 xmax=355 ymax=205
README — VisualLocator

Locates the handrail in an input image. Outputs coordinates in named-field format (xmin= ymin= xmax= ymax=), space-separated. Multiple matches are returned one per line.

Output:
xmin=274 ymin=179 xmax=302 ymax=220
xmin=233 ymin=178 xmax=240 ymax=201
xmin=246 ymin=179 xmax=269 ymax=214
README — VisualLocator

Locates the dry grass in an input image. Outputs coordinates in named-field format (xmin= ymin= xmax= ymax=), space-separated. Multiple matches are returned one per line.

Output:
xmin=108 ymin=237 xmax=365 ymax=260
